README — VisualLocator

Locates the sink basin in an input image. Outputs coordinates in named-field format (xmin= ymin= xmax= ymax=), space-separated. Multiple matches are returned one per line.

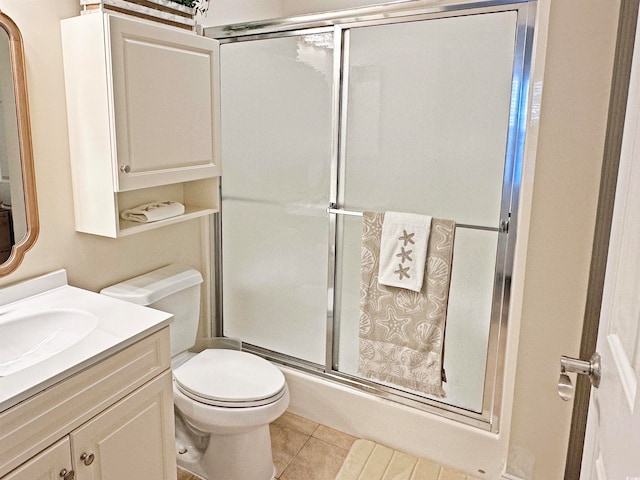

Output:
xmin=0 ymin=308 xmax=99 ymax=376
xmin=0 ymin=269 xmax=172 ymax=414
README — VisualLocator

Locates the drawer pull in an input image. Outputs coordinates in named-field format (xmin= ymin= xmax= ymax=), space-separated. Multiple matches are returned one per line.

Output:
xmin=60 ymin=468 xmax=75 ymax=480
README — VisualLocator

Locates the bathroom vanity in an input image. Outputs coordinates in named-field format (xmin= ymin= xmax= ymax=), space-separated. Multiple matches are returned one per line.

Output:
xmin=0 ymin=271 xmax=176 ymax=480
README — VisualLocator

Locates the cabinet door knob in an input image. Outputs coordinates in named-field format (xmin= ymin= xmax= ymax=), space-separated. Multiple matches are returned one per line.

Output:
xmin=80 ymin=452 xmax=95 ymax=466
xmin=60 ymin=468 xmax=75 ymax=480
xmin=120 ymin=164 xmax=131 ymax=173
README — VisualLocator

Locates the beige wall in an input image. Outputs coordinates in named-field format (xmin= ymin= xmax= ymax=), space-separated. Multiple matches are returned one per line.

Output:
xmin=509 ymin=0 xmax=620 ymax=478
xmin=200 ymin=0 xmax=284 ymax=26
xmin=0 ymin=0 xmax=206 ymax=296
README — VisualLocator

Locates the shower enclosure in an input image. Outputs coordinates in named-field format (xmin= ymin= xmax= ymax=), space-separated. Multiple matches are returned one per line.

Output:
xmin=207 ymin=0 xmax=536 ymax=431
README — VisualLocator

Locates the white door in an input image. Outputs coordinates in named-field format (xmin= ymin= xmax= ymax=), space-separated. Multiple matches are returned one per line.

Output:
xmin=579 ymin=14 xmax=640 ymax=479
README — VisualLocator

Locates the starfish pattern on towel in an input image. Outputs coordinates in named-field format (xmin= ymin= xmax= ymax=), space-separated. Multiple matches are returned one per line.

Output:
xmin=396 ymin=246 xmax=413 ymax=263
xmin=394 ymin=263 xmax=410 ymax=280
xmin=375 ymin=307 xmax=410 ymax=342
xmin=398 ymin=229 xmax=415 ymax=246
xmin=365 ymin=280 xmax=394 ymax=311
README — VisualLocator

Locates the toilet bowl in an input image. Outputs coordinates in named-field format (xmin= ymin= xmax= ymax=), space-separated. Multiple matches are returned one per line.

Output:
xmin=173 ymin=349 xmax=289 ymax=479
xmin=101 ymin=264 xmax=290 ymax=480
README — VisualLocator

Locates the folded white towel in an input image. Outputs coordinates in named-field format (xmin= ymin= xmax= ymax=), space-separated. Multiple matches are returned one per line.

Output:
xmin=120 ymin=201 xmax=185 ymax=223
xmin=378 ymin=211 xmax=432 ymax=292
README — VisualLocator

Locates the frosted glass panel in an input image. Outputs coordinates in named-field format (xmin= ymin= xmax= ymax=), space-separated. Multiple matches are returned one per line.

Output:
xmin=342 ymin=12 xmax=517 ymax=227
xmin=216 ymin=7 xmax=526 ymax=418
xmin=222 ymin=201 xmax=329 ymax=363
xmin=220 ymin=34 xmax=334 ymax=205
xmin=334 ymin=12 xmax=518 ymax=410
xmin=335 ymin=216 xmax=496 ymax=411
xmin=220 ymin=34 xmax=334 ymax=364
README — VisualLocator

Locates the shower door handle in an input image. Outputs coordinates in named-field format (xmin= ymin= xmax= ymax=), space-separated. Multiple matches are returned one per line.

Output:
xmin=557 ymin=352 xmax=601 ymax=401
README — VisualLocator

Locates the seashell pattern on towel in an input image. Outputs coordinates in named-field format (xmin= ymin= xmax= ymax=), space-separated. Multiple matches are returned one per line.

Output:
xmin=358 ymin=212 xmax=455 ymax=397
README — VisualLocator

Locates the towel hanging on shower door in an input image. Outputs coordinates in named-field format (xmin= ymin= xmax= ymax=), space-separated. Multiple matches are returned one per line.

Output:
xmin=358 ymin=212 xmax=455 ymax=397
xmin=378 ymin=211 xmax=432 ymax=292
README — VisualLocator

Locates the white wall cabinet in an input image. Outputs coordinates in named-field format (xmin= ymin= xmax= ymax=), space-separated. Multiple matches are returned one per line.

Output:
xmin=61 ymin=12 xmax=220 ymax=237
xmin=0 ymin=329 xmax=176 ymax=480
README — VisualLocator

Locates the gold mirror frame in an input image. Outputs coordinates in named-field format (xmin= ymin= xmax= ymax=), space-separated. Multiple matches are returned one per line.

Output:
xmin=0 ymin=11 xmax=38 ymax=275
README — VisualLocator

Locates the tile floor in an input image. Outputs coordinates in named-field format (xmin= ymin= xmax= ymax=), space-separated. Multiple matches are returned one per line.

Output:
xmin=177 ymin=411 xmax=357 ymax=480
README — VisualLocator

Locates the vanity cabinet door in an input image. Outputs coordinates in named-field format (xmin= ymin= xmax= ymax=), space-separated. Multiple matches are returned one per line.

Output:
xmin=70 ymin=371 xmax=176 ymax=480
xmin=2 ymin=438 xmax=73 ymax=480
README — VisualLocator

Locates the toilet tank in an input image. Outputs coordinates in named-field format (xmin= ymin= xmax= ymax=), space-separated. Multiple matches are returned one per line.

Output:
xmin=100 ymin=264 xmax=203 ymax=357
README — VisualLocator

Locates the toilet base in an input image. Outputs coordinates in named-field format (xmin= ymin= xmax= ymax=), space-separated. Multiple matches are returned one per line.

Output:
xmin=204 ymin=424 xmax=275 ymax=480
xmin=177 ymin=463 xmax=276 ymax=480
xmin=175 ymin=412 xmax=277 ymax=480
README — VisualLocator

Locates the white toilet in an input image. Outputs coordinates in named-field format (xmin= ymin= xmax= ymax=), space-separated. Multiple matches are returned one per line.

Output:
xmin=101 ymin=264 xmax=290 ymax=480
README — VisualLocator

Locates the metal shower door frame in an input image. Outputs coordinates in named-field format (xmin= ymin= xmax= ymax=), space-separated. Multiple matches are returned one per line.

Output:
xmin=209 ymin=0 xmax=537 ymax=432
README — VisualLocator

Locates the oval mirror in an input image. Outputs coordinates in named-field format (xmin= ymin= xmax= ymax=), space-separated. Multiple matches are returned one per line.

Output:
xmin=0 ymin=10 xmax=38 ymax=275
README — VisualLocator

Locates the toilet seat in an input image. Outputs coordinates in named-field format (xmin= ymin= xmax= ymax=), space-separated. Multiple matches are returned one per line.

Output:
xmin=173 ymin=349 xmax=286 ymax=408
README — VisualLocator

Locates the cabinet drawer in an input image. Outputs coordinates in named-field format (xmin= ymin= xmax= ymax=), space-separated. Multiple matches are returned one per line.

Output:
xmin=0 ymin=328 xmax=170 ymax=477
xmin=1 ymin=437 xmax=72 ymax=480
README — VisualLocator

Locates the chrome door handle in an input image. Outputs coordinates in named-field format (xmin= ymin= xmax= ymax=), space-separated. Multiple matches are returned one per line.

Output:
xmin=557 ymin=352 xmax=601 ymax=401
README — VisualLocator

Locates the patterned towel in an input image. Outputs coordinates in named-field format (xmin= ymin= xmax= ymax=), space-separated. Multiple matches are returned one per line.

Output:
xmin=358 ymin=212 xmax=455 ymax=397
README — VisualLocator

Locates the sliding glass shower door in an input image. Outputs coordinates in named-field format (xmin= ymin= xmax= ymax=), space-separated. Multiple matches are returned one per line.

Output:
xmin=333 ymin=12 xmax=517 ymax=413
xmin=214 ymin=0 xmax=534 ymax=430
xmin=219 ymin=32 xmax=335 ymax=365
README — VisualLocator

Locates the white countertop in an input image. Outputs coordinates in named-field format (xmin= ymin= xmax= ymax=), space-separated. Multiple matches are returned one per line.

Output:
xmin=0 ymin=270 xmax=172 ymax=413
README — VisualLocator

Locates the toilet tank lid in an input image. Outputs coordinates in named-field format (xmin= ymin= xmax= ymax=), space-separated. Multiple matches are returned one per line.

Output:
xmin=100 ymin=264 xmax=203 ymax=306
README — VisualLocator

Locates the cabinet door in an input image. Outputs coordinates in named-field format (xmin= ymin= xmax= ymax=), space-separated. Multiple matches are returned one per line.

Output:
xmin=109 ymin=15 xmax=220 ymax=191
xmin=2 ymin=438 xmax=73 ymax=480
xmin=70 ymin=371 xmax=176 ymax=480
